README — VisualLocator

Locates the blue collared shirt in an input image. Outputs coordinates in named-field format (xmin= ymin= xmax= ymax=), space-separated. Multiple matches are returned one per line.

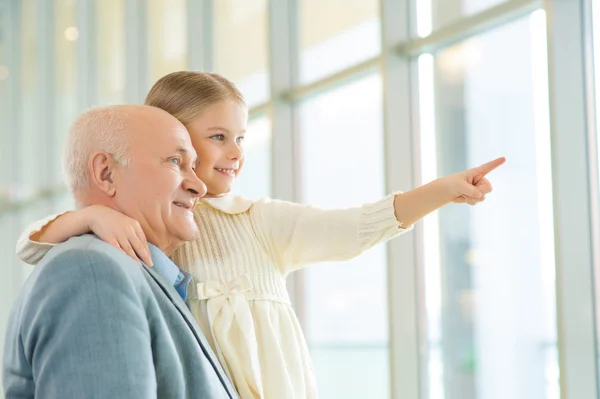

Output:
xmin=147 ymin=243 xmax=192 ymax=301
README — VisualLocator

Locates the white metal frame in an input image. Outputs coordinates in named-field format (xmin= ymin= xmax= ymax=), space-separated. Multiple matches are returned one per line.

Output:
xmin=76 ymin=0 xmax=97 ymax=109
xmin=399 ymin=0 xmax=541 ymax=56
xmin=187 ymin=0 xmax=212 ymax=72
xmin=544 ymin=0 xmax=599 ymax=397
xmin=0 ymin=0 xmax=24 ymax=336
xmin=267 ymin=0 xmax=304 ymax=314
xmin=36 ymin=0 xmax=55 ymax=213
xmin=0 ymin=0 xmax=20 ymax=208
xmin=124 ymin=0 xmax=148 ymax=103
xmin=380 ymin=0 xmax=422 ymax=397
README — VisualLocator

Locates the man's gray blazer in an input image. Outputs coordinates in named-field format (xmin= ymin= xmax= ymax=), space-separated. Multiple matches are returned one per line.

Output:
xmin=3 ymin=234 xmax=239 ymax=399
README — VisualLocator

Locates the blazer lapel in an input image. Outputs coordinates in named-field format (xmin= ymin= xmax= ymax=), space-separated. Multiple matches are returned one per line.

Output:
xmin=142 ymin=265 xmax=238 ymax=398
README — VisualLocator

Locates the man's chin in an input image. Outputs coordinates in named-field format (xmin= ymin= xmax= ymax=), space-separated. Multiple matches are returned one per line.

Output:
xmin=180 ymin=227 xmax=200 ymax=243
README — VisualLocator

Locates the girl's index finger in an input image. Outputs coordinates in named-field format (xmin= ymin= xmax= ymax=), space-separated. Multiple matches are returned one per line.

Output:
xmin=476 ymin=157 xmax=506 ymax=175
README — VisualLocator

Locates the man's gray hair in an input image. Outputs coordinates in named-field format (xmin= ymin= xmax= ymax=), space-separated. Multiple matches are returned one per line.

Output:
xmin=63 ymin=106 xmax=132 ymax=195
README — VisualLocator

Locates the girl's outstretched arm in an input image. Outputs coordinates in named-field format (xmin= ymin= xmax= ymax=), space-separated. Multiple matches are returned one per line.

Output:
xmin=251 ymin=157 xmax=505 ymax=272
xmin=393 ymin=157 xmax=505 ymax=226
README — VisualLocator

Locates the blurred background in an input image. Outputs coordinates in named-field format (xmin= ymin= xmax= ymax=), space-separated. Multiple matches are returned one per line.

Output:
xmin=1 ymin=0 xmax=600 ymax=398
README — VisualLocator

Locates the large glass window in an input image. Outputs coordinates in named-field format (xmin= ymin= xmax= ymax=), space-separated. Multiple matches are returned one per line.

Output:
xmin=299 ymin=0 xmax=380 ymax=84
xmin=419 ymin=11 xmax=558 ymax=399
xmin=213 ymin=0 xmax=269 ymax=107
xmin=299 ymin=74 xmax=389 ymax=399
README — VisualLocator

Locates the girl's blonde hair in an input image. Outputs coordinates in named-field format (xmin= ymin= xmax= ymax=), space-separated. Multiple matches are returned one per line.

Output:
xmin=144 ymin=71 xmax=246 ymax=125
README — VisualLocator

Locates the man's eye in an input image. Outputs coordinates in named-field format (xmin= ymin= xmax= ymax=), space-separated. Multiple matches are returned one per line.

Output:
xmin=171 ymin=158 xmax=181 ymax=165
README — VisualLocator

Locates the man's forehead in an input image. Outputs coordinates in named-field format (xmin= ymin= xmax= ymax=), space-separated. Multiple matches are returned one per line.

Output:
xmin=165 ymin=130 xmax=197 ymax=157
xmin=132 ymin=123 xmax=196 ymax=157
xmin=149 ymin=124 xmax=190 ymax=144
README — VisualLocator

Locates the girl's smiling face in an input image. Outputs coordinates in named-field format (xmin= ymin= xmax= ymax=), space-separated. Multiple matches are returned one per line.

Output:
xmin=186 ymin=99 xmax=248 ymax=197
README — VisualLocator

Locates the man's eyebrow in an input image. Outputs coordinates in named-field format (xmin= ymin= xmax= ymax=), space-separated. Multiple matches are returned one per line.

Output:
xmin=174 ymin=148 xmax=199 ymax=166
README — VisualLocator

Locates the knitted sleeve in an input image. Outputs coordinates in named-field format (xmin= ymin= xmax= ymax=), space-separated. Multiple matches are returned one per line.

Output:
xmin=250 ymin=193 xmax=412 ymax=273
xmin=15 ymin=212 xmax=68 ymax=265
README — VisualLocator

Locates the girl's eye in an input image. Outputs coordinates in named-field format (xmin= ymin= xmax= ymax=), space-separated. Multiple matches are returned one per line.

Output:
xmin=211 ymin=134 xmax=225 ymax=141
xmin=236 ymin=136 xmax=245 ymax=145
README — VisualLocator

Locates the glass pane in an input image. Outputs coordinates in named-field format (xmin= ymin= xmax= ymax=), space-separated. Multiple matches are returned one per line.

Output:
xmin=419 ymin=12 xmax=558 ymax=399
xmin=55 ymin=191 xmax=76 ymax=215
xmin=311 ymin=347 xmax=389 ymax=399
xmin=19 ymin=0 xmax=39 ymax=196
xmin=54 ymin=0 xmax=77 ymax=186
xmin=96 ymin=0 xmax=125 ymax=105
xmin=299 ymin=74 xmax=389 ymax=399
xmin=0 ymin=0 xmax=20 ymax=363
xmin=427 ymin=0 xmax=509 ymax=32
xmin=592 ymin=0 xmax=600 ymax=382
xmin=0 ymin=213 xmax=22 ymax=377
xmin=0 ymin=3 xmax=12 ymax=197
xmin=299 ymin=0 xmax=380 ymax=84
xmin=213 ymin=0 xmax=269 ymax=106
xmin=147 ymin=0 xmax=187 ymax=85
xmin=234 ymin=116 xmax=272 ymax=199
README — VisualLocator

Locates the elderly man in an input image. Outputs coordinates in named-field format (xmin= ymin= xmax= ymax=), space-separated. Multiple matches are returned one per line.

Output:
xmin=3 ymin=105 xmax=238 ymax=398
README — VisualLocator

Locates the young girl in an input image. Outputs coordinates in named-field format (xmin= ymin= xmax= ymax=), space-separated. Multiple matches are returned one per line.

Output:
xmin=17 ymin=71 xmax=504 ymax=399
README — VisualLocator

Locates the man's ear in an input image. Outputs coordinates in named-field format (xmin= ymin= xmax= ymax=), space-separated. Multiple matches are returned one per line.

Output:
xmin=89 ymin=152 xmax=118 ymax=197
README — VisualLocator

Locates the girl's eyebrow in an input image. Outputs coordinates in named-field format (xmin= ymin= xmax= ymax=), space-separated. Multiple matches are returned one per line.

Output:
xmin=207 ymin=126 xmax=246 ymax=134
xmin=207 ymin=126 xmax=229 ymax=132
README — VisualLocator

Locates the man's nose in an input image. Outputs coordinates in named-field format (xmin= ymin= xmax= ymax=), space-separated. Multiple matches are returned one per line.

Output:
xmin=183 ymin=171 xmax=207 ymax=198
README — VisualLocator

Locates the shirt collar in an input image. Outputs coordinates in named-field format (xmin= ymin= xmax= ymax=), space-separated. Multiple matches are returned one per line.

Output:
xmin=147 ymin=243 xmax=192 ymax=301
